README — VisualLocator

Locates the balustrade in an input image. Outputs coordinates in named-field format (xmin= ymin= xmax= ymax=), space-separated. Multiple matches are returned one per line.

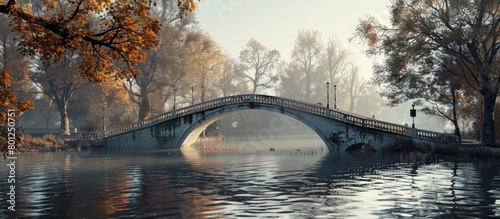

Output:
xmin=103 ymin=94 xmax=458 ymax=143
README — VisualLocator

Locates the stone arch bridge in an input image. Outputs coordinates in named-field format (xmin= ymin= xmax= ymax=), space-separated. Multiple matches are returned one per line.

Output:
xmin=102 ymin=94 xmax=459 ymax=151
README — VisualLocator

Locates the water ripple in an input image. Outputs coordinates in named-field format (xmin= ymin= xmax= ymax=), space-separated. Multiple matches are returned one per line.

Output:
xmin=1 ymin=149 xmax=499 ymax=218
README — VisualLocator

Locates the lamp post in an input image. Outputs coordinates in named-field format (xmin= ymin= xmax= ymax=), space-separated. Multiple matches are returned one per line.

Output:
xmin=102 ymin=105 xmax=106 ymax=131
xmin=191 ymin=86 xmax=194 ymax=105
xmin=334 ymin=84 xmax=337 ymax=109
xmin=173 ymin=85 xmax=177 ymax=111
xmin=410 ymin=103 xmax=416 ymax=128
xmin=326 ymin=82 xmax=330 ymax=108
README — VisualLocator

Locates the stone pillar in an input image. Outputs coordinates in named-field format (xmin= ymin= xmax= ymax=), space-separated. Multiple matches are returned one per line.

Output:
xmin=410 ymin=128 xmax=417 ymax=138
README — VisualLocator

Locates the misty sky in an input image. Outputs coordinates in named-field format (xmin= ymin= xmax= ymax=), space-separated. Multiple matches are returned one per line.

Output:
xmin=196 ymin=0 xmax=391 ymax=79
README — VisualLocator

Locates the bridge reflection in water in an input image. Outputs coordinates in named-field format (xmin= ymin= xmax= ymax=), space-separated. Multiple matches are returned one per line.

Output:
xmin=101 ymin=94 xmax=459 ymax=151
xmin=3 ymin=147 xmax=499 ymax=218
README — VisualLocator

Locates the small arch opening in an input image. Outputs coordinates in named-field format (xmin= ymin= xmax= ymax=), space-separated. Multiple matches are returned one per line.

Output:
xmin=346 ymin=143 xmax=376 ymax=152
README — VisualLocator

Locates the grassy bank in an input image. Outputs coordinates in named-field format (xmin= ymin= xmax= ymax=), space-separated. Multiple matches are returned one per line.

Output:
xmin=436 ymin=144 xmax=500 ymax=159
xmin=381 ymin=138 xmax=500 ymax=159
xmin=18 ymin=134 xmax=67 ymax=152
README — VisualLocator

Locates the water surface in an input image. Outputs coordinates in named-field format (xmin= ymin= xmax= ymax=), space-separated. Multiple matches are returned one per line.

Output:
xmin=1 ymin=137 xmax=500 ymax=218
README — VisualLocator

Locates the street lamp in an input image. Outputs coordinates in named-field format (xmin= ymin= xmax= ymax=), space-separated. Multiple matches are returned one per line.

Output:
xmin=410 ymin=103 xmax=417 ymax=128
xmin=334 ymin=84 xmax=337 ymax=109
xmin=326 ymin=82 xmax=330 ymax=108
xmin=191 ymin=86 xmax=194 ymax=105
xmin=102 ymin=105 xmax=106 ymax=131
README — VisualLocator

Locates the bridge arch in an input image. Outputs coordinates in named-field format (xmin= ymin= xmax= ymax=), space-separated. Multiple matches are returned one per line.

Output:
xmin=103 ymin=94 xmax=459 ymax=151
xmin=177 ymin=106 xmax=330 ymax=150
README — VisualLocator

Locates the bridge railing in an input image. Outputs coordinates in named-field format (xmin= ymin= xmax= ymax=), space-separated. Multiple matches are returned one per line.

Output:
xmin=76 ymin=132 xmax=101 ymax=140
xmin=104 ymin=94 xmax=459 ymax=143
xmin=416 ymin=129 xmax=459 ymax=142
xmin=105 ymin=94 xmax=256 ymax=137
xmin=326 ymin=107 xmax=459 ymax=142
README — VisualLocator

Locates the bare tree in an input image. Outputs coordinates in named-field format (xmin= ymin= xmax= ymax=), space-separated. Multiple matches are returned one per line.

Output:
xmin=291 ymin=30 xmax=323 ymax=101
xmin=321 ymin=36 xmax=350 ymax=86
xmin=238 ymin=39 xmax=281 ymax=94
xmin=213 ymin=58 xmax=248 ymax=97
xmin=341 ymin=65 xmax=366 ymax=112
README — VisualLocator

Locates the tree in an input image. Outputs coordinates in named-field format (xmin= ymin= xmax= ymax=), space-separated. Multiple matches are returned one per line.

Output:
xmin=183 ymin=30 xmax=223 ymax=103
xmin=0 ymin=69 xmax=34 ymax=158
xmin=212 ymin=58 xmax=249 ymax=97
xmin=69 ymin=80 xmax=133 ymax=131
xmin=0 ymin=14 xmax=36 ymax=122
xmin=124 ymin=22 xmax=186 ymax=120
xmin=0 ymin=0 xmax=204 ymax=156
xmin=321 ymin=36 xmax=350 ymax=87
xmin=238 ymin=39 xmax=281 ymax=94
xmin=341 ymin=65 xmax=366 ymax=112
xmin=417 ymin=56 xmax=481 ymax=142
xmin=279 ymin=30 xmax=327 ymax=103
xmin=0 ymin=0 xmax=161 ymax=82
xmin=420 ymin=67 xmax=464 ymax=141
xmin=30 ymin=52 xmax=85 ymax=135
xmin=357 ymin=0 xmax=500 ymax=144
xmin=290 ymin=30 xmax=323 ymax=102
xmin=278 ymin=62 xmax=308 ymax=101
xmin=177 ymin=0 xmax=203 ymax=18
xmin=354 ymin=85 xmax=384 ymax=118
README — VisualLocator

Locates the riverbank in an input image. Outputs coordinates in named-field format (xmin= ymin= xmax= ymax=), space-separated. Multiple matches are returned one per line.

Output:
xmin=381 ymin=138 xmax=500 ymax=159
xmin=434 ymin=143 xmax=500 ymax=159
xmin=17 ymin=134 xmax=67 ymax=152
xmin=16 ymin=134 xmax=101 ymax=153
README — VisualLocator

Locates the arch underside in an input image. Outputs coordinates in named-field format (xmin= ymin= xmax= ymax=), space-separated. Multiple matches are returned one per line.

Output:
xmin=177 ymin=104 xmax=333 ymax=150
xmin=175 ymin=103 xmax=393 ymax=151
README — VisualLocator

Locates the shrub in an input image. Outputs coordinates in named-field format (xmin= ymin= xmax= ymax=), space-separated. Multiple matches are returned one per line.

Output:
xmin=80 ymin=117 xmax=102 ymax=132
xmin=18 ymin=134 xmax=66 ymax=151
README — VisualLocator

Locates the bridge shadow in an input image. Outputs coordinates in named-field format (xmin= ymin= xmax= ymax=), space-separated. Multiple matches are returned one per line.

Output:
xmin=345 ymin=143 xmax=376 ymax=152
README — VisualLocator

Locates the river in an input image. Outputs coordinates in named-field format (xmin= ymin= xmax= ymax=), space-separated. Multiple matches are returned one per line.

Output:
xmin=1 ymin=136 xmax=500 ymax=218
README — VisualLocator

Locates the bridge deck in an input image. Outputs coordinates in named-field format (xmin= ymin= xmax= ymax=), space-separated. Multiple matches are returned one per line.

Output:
xmin=103 ymin=94 xmax=459 ymax=143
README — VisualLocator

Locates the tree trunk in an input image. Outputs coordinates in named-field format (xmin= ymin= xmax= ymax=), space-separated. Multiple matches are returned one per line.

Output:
xmin=451 ymin=85 xmax=461 ymax=143
xmin=201 ymin=84 xmax=206 ymax=102
xmin=138 ymin=92 xmax=151 ymax=121
xmin=453 ymin=120 xmax=461 ymax=143
xmin=305 ymin=72 xmax=311 ymax=101
xmin=46 ymin=99 xmax=52 ymax=129
xmin=252 ymin=68 xmax=258 ymax=94
xmin=482 ymin=90 xmax=496 ymax=144
xmin=349 ymin=92 xmax=355 ymax=112
xmin=57 ymin=103 xmax=70 ymax=135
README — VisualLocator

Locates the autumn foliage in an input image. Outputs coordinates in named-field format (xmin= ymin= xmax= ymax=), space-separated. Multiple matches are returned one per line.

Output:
xmin=356 ymin=0 xmax=500 ymax=144
xmin=0 ymin=0 xmax=161 ymax=82
xmin=0 ymin=69 xmax=34 ymax=158
xmin=178 ymin=0 xmax=202 ymax=18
